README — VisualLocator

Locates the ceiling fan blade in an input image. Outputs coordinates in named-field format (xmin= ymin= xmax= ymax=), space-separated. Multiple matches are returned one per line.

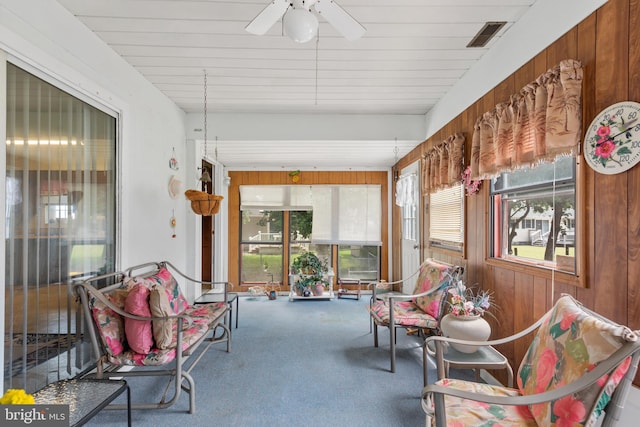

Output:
xmin=314 ymin=0 xmax=366 ymax=41
xmin=245 ymin=0 xmax=291 ymax=35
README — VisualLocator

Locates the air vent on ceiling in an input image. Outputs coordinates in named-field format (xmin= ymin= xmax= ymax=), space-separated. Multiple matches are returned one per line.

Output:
xmin=467 ymin=21 xmax=507 ymax=48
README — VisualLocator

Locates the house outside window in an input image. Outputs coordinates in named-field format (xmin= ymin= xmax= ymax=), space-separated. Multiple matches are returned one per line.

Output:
xmin=240 ymin=209 xmax=284 ymax=285
xmin=490 ymin=156 xmax=577 ymax=273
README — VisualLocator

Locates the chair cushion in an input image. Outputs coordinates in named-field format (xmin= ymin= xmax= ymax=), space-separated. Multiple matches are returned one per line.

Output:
xmin=107 ymin=303 xmax=227 ymax=366
xmin=517 ymin=295 xmax=632 ymax=427
xmin=89 ymin=287 xmax=129 ymax=356
xmin=428 ymin=378 xmax=537 ymax=427
xmin=123 ymin=283 xmax=154 ymax=354
xmin=369 ymin=300 xmax=439 ymax=329
xmin=413 ymin=259 xmax=452 ymax=318
xmin=143 ymin=267 xmax=189 ymax=315
xmin=149 ymin=284 xmax=174 ymax=349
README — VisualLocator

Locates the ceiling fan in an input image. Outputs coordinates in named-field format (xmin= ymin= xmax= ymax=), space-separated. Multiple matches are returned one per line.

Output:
xmin=245 ymin=0 xmax=366 ymax=43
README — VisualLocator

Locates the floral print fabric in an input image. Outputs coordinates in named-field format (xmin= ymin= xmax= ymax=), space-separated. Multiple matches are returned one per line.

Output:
xmin=370 ymin=300 xmax=438 ymax=329
xmin=413 ymin=259 xmax=453 ymax=319
xmin=89 ymin=287 xmax=130 ymax=356
xmin=517 ymin=295 xmax=632 ymax=427
xmin=88 ymin=266 xmax=227 ymax=364
xmin=107 ymin=303 xmax=227 ymax=366
xmin=428 ymin=378 xmax=537 ymax=427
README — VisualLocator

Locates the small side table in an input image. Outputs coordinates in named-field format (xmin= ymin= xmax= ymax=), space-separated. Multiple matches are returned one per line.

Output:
xmin=424 ymin=340 xmax=513 ymax=388
xmin=194 ymin=291 xmax=239 ymax=329
xmin=337 ymin=278 xmax=362 ymax=300
xmin=33 ymin=378 xmax=130 ymax=427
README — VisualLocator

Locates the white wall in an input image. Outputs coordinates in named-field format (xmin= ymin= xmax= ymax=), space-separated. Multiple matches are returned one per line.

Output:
xmin=0 ymin=0 xmax=188 ymax=269
xmin=0 ymin=0 xmax=190 ymax=387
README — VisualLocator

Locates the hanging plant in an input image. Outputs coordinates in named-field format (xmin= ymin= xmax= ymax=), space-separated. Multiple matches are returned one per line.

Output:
xmin=185 ymin=70 xmax=224 ymax=216
xmin=185 ymin=190 xmax=223 ymax=216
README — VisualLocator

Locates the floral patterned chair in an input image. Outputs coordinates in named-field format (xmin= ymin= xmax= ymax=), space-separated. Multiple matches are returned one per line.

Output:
xmin=368 ymin=258 xmax=462 ymax=373
xmin=421 ymin=294 xmax=640 ymax=427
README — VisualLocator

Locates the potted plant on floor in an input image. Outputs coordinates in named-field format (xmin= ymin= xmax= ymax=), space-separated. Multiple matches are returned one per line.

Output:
xmin=291 ymin=251 xmax=329 ymax=296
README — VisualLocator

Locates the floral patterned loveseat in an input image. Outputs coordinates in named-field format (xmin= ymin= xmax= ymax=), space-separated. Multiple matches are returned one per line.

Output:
xmin=75 ymin=260 xmax=231 ymax=414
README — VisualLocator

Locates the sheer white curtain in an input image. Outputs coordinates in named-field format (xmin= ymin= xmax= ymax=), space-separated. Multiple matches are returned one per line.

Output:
xmin=395 ymin=174 xmax=418 ymax=241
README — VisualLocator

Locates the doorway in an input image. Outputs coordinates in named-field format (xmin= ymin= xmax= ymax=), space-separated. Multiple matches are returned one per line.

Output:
xmin=399 ymin=161 xmax=421 ymax=293
xmin=201 ymin=160 xmax=214 ymax=285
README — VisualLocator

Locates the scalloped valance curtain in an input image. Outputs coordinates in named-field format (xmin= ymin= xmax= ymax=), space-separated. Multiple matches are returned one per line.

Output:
xmin=470 ymin=59 xmax=583 ymax=180
xmin=422 ymin=132 xmax=465 ymax=194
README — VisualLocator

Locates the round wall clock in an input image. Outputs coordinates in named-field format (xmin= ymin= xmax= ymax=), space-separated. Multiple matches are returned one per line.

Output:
xmin=584 ymin=101 xmax=640 ymax=174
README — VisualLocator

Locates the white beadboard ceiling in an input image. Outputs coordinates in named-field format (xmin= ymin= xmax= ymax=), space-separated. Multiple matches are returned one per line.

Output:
xmin=56 ymin=0 xmax=539 ymax=168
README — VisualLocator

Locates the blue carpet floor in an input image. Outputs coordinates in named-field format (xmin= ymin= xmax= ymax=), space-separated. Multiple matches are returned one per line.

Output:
xmin=89 ymin=295 xmax=466 ymax=427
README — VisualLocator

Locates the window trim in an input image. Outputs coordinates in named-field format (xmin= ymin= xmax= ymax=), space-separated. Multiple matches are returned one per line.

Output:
xmin=486 ymin=157 xmax=585 ymax=288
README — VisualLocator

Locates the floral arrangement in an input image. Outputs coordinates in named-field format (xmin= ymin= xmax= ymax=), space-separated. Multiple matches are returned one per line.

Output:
xmin=0 ymin=389 xmax=35 ymax=404
xmin=446 ymin=276 xmax=494 ymax=318
xmin=461 ymin=166 xmax=481 ymax=196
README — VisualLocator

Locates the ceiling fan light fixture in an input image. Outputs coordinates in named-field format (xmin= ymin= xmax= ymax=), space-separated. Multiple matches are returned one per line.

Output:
xmin=283 ymin=8 xmax=318 ymax=43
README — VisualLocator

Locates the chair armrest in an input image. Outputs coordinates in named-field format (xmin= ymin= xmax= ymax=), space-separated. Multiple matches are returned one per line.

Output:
xmin=424 ymin=342 xmax=635 ymax=405
xmin=424 ymin=314 xmax=546 ymax=350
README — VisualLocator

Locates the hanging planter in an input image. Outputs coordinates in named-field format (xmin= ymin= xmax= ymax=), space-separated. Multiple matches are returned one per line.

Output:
xmin=184 ymin=189 xmax=223 ymax=216
xmin=184 ymin=70 xmax=224 ymax=217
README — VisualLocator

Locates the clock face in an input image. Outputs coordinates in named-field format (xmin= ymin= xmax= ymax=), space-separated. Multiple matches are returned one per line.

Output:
xmin=584 ymin=101 xmax=640 ymax=174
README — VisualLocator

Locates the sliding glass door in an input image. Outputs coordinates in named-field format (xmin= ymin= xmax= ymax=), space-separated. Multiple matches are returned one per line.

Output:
xmin=4 ymin=62 xmax=117 ymax=391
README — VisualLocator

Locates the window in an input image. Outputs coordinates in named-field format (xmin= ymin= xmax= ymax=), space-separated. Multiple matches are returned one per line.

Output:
xmin=289 ymin=210 xmax=331 ymax=273
xmin=240 ymin=209 xmax=283 ymax=285
xmin=337 ymin=245 xmax=379 ymax=282
xmin=428 ymin=183 xmax=464 ymax=252
xmin=238 ymin=186 xmax=382 ymax=286
xmin=490 ymin=156 xmax=577 ymax=273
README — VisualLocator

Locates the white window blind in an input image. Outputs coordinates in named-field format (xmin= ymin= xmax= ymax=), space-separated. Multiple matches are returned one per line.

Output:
xmin=429 ymin=183 xmax=464 ymax=250
xmin=311 ymin=185 xmax=382 ymax=245
xmin=240 ymin=185 xmax=313 ymax=210
xmin=239 ymin=184 xmax=382 ymax=245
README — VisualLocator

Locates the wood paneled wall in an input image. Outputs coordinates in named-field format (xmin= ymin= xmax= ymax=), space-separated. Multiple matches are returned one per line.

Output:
xmin=394 ymin=0 xmax=640 ymax=385
xmin=226 ymin=170 xmax=389 ymax=287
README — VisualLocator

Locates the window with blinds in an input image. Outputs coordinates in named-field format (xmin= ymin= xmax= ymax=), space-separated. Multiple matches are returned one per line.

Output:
xmin=428 ymin=183 xmax=464 ymax=251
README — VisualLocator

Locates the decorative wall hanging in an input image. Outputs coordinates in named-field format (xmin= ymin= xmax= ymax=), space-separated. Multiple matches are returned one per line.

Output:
xmin=170 ymin=210 xmax=177 ymax=238
xmin=168 ymin=175 xmax=182 ymax=199
xmin=583 ymin=101 xmax=640 ymax=174
xmin=184 ymin=70 xmax=224 ymax=216
xmin=289 ymin=170 xmax=301 ymax=183
xmin=462 ymin=166 xmax=481 ymax=196
xmin=169 ymin=147 xmax=179 ymax=170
